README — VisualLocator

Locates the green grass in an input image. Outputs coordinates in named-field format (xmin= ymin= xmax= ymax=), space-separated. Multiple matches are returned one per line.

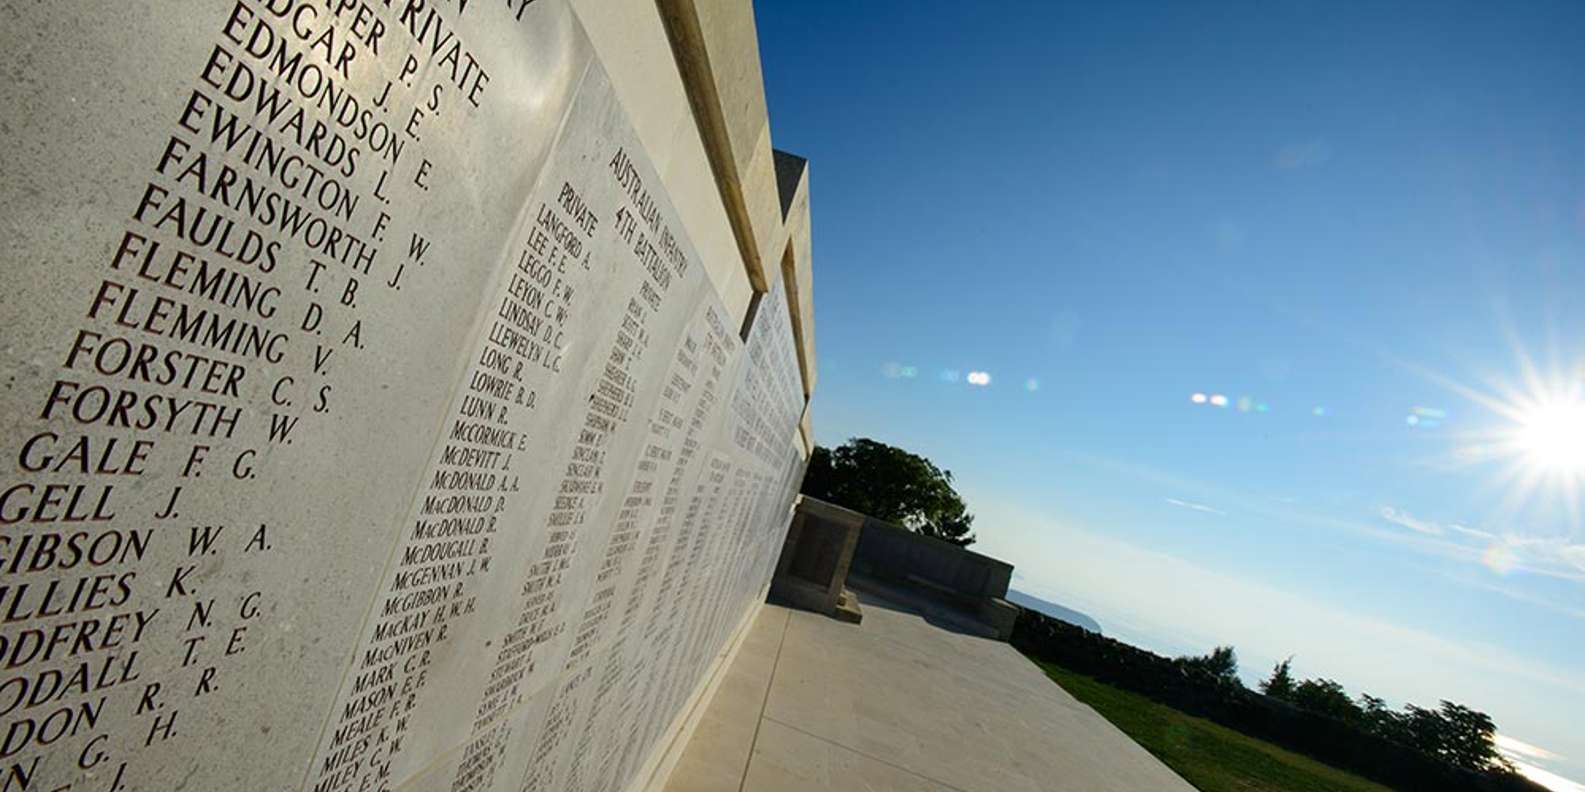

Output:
xmin=1029 ymin=659 xmax=1395 ymax=792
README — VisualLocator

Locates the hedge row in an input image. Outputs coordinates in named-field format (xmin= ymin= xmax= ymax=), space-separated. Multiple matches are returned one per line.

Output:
xmin=1011 ymin=609 xmax=1543 ymax=792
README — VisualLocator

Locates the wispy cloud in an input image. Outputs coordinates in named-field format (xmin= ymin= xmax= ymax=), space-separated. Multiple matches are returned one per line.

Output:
xmin=1370 ymin=519 xmax=1585 ymax=583
xmin=1450 ymin=575 xmax=1585 ymax=620
xmin=1563 ymin=544 xmax=1585 ymax=571
xmin=1167 ymin=497 xmax=1226 ymax=516
xmin=1054 ymin=449 xmax=1585 ymax=584
xmin=1061 ymin=449 xmax=1380 ymax=538
xmin=1511 ymin=760 xmax=1585 ymax=792
xmin=1450 ymin=524 xmax=1495 ymax=540
xmin=1365 ymin=506 xmax=1585 ymax=583
xmin=1496 ymin=734 xmax=1585 ymax=792
xmin=1379 ymin=506 xmax=1445 ymax=535
xmin=1500 ymin=734 xmax=1564 ymax=762
xmin=1497 ymin=734 xmax=1584 ymax=792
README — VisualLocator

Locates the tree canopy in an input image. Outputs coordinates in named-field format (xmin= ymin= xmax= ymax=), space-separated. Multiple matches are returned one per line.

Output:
xmin=1260 ymin=659 xmax=1513 ymax=775
xmin=1260 ymin=658 xmax=1296 ymax=699
xmin=801 ymin=437 xmax=977 ymax=546
xmin=1178 ymin=646 xmax=1242 ymax=687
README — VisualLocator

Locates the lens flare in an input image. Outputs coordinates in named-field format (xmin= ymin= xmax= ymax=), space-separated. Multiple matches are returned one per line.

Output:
xmin=1406 ymin=406 xmax=1447 ymax=429
xmin=967 ymin=371 xmax=991 ymax=386
xmin=1190 ymin=392 xmax=1208 ymax=404
xmin=1209 ymin=394 xmax=1229 ymax=407
xmin=1482 ymin=541 xmax=1519 ymax=575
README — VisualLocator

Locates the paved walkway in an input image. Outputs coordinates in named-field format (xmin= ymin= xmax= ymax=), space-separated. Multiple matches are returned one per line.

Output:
xmin=664 ymin=588 xmax=1197 ymax=792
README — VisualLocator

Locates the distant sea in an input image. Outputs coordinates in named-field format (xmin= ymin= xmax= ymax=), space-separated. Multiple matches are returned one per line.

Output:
xmin=1006 ymin=589 xmax=1103 ymax=634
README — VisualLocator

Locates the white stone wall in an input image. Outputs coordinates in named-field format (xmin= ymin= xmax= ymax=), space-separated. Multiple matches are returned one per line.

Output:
xmin=0 ymin=2 xmax=808 ymax=790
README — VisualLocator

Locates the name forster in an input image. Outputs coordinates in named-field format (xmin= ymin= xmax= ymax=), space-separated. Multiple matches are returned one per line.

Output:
xmin=0 ymin=1 xmax=813 ymax=789
xmin=64 ymin=330 xmax=247 ymax=398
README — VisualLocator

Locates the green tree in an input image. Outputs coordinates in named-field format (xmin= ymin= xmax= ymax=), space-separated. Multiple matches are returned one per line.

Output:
xmin=1403 ymin=705 xmax=1451 ymax=760
xmin=1260 ymin=658 xmax=1296 ymax=700
xmin=1290 ymin=678 xmax=1364 ymax=724
xmin=1402 ymin=701 xmax=1514 ymax=774
xmin=1358 ymin=694 xmax=1410 ymax=744
xmin=1179 ymin=646 xmax=1242 ymax=686
xmin=1258 ymin=654 xmax=1518 ymax=778
xmin=801 ymin=438 xmax=977 ymax=545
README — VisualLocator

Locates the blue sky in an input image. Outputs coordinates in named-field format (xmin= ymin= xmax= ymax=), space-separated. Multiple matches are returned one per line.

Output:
xmin=756 ymin=1 xmax=1585 ymax=787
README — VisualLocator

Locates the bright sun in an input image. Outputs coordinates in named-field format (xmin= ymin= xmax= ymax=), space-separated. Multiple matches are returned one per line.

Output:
xmin=1415 ymin=342 xmax=1585 ymax=523
xmin=1513 ymin=401 xmax=1585 ymax=474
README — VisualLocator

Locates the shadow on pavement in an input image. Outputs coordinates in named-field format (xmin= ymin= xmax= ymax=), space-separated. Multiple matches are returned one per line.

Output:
xmin=843 ymin=574 xmax=1004 ymax=639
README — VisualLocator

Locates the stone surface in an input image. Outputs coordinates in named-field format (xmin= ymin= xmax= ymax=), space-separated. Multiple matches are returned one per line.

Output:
xmin=656 ymin=0 xmax=784 ymax=296
xmin=0 ymin=2 xmax=808 ymax=790
xmin=569 ymin=0 xmax=762 ymax=325
xmin=772 ymin=150 xmax=815 ymax=399
xmin=832 ymin=589 xmax=863 ymax=624
xmin=662 ymin=606 xmax=785 ymax=792
xmin=664 ymin=593 xmax=1199 ymax=792
xmin=770 ymin=496 xmax=863 ymax=620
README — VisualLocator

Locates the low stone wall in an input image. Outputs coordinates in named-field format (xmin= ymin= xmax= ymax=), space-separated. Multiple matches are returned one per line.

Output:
xmin=853 ymin=519 xmax=1011 ymax=597
xmin=849 ymin=517 xmax=1019 ymax=638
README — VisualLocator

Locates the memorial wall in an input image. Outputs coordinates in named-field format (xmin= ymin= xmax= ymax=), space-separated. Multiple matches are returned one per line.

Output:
xmin=0 ymin=1 xmax=814 ymax=790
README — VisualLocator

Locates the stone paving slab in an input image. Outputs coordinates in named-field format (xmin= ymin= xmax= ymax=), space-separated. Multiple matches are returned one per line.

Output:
xmin=663 ymin=590 xmax=1197 ymax=792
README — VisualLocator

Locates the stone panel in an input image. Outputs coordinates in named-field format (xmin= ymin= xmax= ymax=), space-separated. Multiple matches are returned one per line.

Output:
xmin=0 ymin=2 xmax=808 ymax=791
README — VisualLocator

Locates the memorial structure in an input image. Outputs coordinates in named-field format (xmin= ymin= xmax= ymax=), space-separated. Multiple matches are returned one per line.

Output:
xmin=0 ymin=1 xmax=816 ymax=790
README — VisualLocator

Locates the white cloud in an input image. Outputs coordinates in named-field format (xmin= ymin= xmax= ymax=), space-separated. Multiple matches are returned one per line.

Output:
xmin=1379 ymin=506 xmax=1445 ymax=535
xmin=1512 ymin=760 xmax=1585 ymax=792
xmin=1363 ymin=519 xmax=1585 ymax=583
xmin=1500 ymin=734 xmax=1563 ymax=762
xmin=1058 ymin=450 xmax=1585 ymax=581
xmin=1166 ymin=497 xmax=1226 ymax=516
xmin=1562 ymin=544 xmax=1585 ymax=572
xmin=1450 ymin=523 xmax=1495 ymax=540
xmin=1497 ymin=734 xmax=1584 ymax=792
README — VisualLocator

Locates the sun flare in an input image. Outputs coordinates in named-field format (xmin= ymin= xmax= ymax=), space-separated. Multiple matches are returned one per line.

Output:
xmin=1424 ymin=344 xmax=1585 ymax=525
xmin=1513 ymin=401 xmax=1585 ymax=475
